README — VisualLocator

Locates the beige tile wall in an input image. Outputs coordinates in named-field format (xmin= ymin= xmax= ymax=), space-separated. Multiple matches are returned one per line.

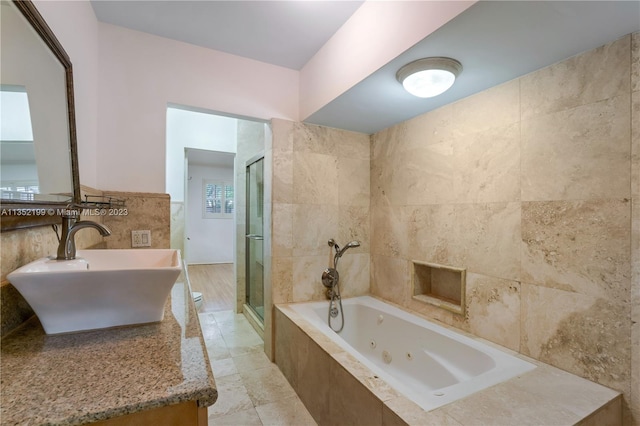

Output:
xmin=630 ymin=31 xmax=640 ymax=426
xmin=371 ymin=33 xmax=638 ymax=423
xmin=270 ymin=119 xmax=371 ymax=308
xmin=101 ymin=191 xmax=170 ymax=249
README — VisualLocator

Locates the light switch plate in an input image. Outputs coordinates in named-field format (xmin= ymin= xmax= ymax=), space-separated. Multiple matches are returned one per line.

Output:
xmin=131 ymin=230 xmax=151 ymax=248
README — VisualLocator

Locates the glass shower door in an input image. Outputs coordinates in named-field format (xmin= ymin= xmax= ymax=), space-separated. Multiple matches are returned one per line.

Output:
xmin=245 ymin=156 xmax=264 ymax=321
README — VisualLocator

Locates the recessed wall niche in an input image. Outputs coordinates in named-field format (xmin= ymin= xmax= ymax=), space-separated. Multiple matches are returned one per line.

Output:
xmin=411 ymin=260 xmax=466 ymax=315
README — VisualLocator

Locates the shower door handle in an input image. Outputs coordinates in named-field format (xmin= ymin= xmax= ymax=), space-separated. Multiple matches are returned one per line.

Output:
xmin=246 ymin=234 xmax=263 ymax=240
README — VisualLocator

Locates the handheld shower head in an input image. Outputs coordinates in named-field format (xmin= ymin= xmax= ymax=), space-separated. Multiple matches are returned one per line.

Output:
xmin=328 ymin=238 xmax=361 ymax=268
xmin=336 ymin=240 xmax=360 ymax=257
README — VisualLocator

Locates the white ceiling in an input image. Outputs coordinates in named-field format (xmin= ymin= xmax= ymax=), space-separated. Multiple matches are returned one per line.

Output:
xmin=91 ymin=1 xmax=640 ymax=134
xmin=187 ymin=148 xmax=235 ymax=168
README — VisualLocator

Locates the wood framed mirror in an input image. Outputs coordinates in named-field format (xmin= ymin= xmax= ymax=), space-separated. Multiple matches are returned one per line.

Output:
xmin=0 ymin=0 xmax=80 ymax=231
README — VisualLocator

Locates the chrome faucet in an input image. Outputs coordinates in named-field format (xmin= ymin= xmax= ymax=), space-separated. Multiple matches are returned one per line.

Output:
xmin=327 ymin=238 xmax=361 ymax=269
xmin=322 ymin=238 xmax=360 ymax=333
xmin=56 ymin=209 xmax=111 ymax=260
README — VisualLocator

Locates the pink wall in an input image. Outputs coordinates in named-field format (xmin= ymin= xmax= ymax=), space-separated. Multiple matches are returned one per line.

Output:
xmin=97 ymin=23 xmax=298 ymax=193
xmin=32 ymin=1 xmax=475 ymax=194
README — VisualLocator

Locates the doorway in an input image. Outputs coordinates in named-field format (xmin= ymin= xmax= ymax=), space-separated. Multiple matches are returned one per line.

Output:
xmin=166 ymin=105 xmax=268 ymax=322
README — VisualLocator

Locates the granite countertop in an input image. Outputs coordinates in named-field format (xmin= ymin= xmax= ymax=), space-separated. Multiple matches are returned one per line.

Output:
xmin=1 ymin=280 xmax=217 ymax=426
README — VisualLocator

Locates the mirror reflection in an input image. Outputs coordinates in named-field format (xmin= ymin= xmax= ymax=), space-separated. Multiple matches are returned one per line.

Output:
xmin=0 ymin=0 xmax=73 ymax=203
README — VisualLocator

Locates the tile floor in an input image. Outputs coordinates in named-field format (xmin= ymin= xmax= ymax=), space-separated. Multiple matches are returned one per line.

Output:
xmin=198 ymin=310 xmax=317 ymax=426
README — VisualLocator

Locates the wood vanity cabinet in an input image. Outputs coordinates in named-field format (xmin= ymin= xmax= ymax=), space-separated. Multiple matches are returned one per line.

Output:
xmin=91 ymin=400 xmax=207 ymax=426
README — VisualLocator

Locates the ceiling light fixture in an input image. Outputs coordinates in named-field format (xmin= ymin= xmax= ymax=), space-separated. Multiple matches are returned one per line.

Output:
xmin=396 ymin=57 xmax=463 ymax=98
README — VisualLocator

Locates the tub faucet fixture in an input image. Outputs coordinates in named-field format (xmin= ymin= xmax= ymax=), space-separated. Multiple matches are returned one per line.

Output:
xmin=322 ymin=238 xmax=360 ymax=333
xmin=328 ymin=238 xmax=360 ymax=270
xmin=55 ymin=208 xmax=111 ymax=260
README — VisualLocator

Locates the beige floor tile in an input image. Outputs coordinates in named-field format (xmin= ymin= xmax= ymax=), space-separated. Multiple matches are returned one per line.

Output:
xmin=208 ymin=373 xmax=254 ymax=418
xmin=240 ymin=364 xmax=297 ymax=406
xmin=229 ymin=343 xmax=265 ymax=358
xmin=233 ymin=351 xmax=273 ymax=372
xmin=218 ymin=320 xmax=256 ymax=336
xmin=223 ymin=329 xmax=264 ymax=348
xmin=255 ymin=396 xmax=317 ymax=426
xmin=208 ymin=407 xmax=263 ymax=426
xmin=201 ymin=307 xmax=317 ymax=425
xmin=210 ymin=358 xmax=237 ymax=379
xmin=205 ymin=339 xmax=231 ymax=361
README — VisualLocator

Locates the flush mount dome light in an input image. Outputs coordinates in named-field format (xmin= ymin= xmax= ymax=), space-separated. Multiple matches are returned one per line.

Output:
xmin=396 ymin=57 xmax=462 ymax=98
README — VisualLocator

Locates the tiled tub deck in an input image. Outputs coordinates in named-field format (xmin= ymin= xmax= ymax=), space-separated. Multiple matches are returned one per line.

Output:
xmin=275 ymin=299 xmax=621 ymax=426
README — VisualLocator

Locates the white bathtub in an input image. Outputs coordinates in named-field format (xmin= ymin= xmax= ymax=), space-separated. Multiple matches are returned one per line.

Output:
xmin=289 ymin=296 xmax=536 ymax=412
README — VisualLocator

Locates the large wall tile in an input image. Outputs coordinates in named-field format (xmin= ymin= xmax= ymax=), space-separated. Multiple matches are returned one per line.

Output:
xmin=272 ymin=151 xmax=293 ymax=204
xmin=521 ymin=35 xmax=631 ymax=119
xmin=521 ymin=284 xmax=630 ymax=393
xmin=292 ymin=255 xmax=329 ymax=302
xmin=297 ymin=331 xmax=332 ymax=425
xmin=271 ymin=256 xmax=293 ymax=304
xmin=292 ymin=122 xmax=339 ymax=156
xmin=404 ymin=142 xmax=455 ymax=205
xmin=291 ymin=204 xmax=338 ymax=256
xmin=370 ymin=153 xmax=409 ymax=207
xmin=338 ymin=205 xmax=370 ymax=253
xmin=337 ymin=132 xmax=371 ymax=161
xmin=632 ymin=197 xmax=640 ymax=422
xmin=370 ymin=203 xmax=409 ymax=259
xmin=454 ymin=123 xmax=520 ymax=204
xmin=465 ymin=273 xmax=521 ymax=351
xmin=371 ymin=123 xmax=406 ymax=162
xmin=336 ymin=253 xmax=370 ymax=298
xmin=454 ymin=202 xmax=521 ymax=281
xmin=366 ymin=33 xmax=636 ymax=419
xmin=338 ymin=157 xmax=370 ymax=207
xmin=329 ymin=364 xmax=383 ymax=426
xmin=451 ymin=79 xmax=520 ymax=137
xmin=271 ymin=119 xmax=294 ymax=152
xmin=274 ymin=309 xmax=299 ymax=391
xmin=272 ymin=203 xmax=293 ymax=257
xmin=631 ymin=32 xmax=639 ymax=93
xmin=403 ymin=103 xmax=454 ymax=149
xmin=370 ymin=255 xmax=410 ymax=306
xmin=406 ymin=204 xmax=458 ymax=267
xmin=521 ymin=200 xmax=631 ymax=304
xmin=633 ymin=91 xmax=640 ymax=200
xmin=292 ymin=151 xmax=338 ymax=205
xmin=521 ymin=95 xmax=631 ymax=201
xmin=102 ymin=192 xmax=170 ymax=249
xmin=271 ymin=119 xmax=371 ymax=315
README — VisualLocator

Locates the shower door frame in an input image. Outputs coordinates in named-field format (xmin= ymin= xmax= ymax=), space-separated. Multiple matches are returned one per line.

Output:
xmin=244 ymin=153 xmax=265 ymax=325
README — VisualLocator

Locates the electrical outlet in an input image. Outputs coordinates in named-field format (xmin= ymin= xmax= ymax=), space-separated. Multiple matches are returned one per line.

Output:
xmin=131 ymin=230 xmax=151 ymax=248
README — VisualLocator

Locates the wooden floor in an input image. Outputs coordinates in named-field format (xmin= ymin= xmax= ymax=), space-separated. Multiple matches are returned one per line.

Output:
xmin=187 ymin=264 xmax=235 ymax=313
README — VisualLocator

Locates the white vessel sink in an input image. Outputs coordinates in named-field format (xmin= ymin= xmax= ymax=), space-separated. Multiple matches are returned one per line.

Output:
xmin=7 ymin=249 xmax=182 ymax=334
